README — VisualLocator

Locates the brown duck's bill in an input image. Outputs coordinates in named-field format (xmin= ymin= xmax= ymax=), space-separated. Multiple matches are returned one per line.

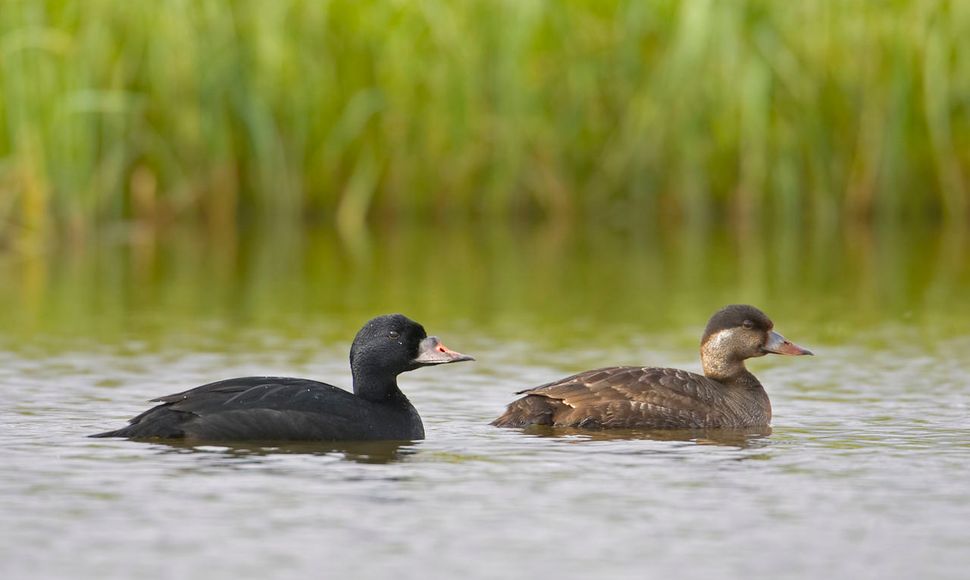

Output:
xmin=763 ymin=330 xmax=814 ymax=356
xmin=413 ymin=336 xmax=475 ymax=365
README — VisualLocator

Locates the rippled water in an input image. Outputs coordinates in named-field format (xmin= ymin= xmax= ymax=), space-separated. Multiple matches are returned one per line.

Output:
xmin=1 ymin=224 xmax=969 ymax=579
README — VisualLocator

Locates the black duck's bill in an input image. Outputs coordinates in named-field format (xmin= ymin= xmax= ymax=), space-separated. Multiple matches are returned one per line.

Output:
xmin=413 ymin=336 xmax=475 ymax=365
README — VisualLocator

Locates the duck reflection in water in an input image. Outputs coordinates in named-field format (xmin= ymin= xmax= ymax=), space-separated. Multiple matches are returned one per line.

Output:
xmin=146 ymin=439 xmax=419 ymax=465
xmin=519 ymin=425 xmax=773 ymax=448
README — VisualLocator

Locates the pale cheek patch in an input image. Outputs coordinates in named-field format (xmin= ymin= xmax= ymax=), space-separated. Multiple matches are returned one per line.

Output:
xmin=707 ymin=329 xmax=738 ymax=351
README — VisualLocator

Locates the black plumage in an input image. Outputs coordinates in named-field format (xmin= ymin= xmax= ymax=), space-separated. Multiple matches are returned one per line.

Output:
xmin=91 ymin=314 xmax=473 ymax=441
xmin=492 ymin=305 xmax=812 ymax=429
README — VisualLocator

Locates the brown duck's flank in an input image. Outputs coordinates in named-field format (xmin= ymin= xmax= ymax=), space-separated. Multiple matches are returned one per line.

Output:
xmin=492 ymin=305 xmax=812 ymax=430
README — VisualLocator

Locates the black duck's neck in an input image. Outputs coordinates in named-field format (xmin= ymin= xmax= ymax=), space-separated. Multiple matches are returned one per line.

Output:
xmin=351 ymin=364 xmax=409 ymax=404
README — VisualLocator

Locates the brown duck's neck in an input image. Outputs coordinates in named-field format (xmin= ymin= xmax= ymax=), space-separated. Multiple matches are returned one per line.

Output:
xmin=701 ymin=348 xmax=761 ymax=387
xmin=701 ymin=346 xmax=763 ymax=389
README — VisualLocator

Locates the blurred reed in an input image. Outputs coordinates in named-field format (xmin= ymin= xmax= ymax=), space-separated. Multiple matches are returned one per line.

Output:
xmin=1 ymin=0 xmax=969 ymax=240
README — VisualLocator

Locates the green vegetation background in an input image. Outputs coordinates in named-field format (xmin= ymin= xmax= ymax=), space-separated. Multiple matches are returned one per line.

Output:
xmin=1 ymin=0 xmax=969 ymax=240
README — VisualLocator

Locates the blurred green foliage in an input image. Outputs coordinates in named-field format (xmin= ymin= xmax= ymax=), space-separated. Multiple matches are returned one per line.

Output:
xmin=1 ymin=0 xmax=969 ymax=239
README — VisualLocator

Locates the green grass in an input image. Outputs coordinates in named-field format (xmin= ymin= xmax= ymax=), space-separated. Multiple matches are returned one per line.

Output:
xmin=1 ymin=0 xmax=969 ymax=239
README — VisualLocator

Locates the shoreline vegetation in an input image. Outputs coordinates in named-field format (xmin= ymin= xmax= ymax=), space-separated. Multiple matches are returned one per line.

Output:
xmin=1 ymin=1 xmax=969 ymax=242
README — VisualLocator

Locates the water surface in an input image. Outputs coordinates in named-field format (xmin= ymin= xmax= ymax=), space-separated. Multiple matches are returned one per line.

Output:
xmin=1 ymin=223 xmax=968 ymax=579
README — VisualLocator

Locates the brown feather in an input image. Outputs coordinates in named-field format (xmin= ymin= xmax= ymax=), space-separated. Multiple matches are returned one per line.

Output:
xmin=492 ymin=305 xmax=809 ymax=430
xmin=492 ymin=366 xmax=770 ymax=429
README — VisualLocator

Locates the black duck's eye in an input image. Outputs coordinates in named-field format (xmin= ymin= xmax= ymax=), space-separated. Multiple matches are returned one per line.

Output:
xmin=742 ymin=320 xmax=754 ymax=330
xmin=388 ymin=330 xmax=400 ymax=340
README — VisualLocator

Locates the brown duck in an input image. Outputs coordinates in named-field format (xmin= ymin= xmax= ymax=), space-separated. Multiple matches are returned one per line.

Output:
xmin=491 ymin=305 xmax=812 ymax=429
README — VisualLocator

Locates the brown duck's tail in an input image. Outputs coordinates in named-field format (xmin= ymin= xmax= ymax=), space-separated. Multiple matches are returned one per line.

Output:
xmin=490 ymin=395 xmax=559 ymax=428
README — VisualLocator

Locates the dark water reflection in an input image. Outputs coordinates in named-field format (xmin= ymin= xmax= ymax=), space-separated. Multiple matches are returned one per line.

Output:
xmin=146 ymin=439 xmax=420 ymax=465
xmin=1 ymin=222 xmax=969 ymax=579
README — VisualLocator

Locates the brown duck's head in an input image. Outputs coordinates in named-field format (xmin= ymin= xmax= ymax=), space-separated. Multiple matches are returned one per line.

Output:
xmin=700 ymin=305 xmax=812 ymax=379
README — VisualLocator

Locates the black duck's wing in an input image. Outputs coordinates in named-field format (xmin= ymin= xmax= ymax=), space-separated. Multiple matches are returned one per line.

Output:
xmin=506 ymin=366 xmax=721 ymax=428
xmin=151 ymin=376 xmax=355 ymax=413
xmin=94 ymin=377 xmax=366 ymax=440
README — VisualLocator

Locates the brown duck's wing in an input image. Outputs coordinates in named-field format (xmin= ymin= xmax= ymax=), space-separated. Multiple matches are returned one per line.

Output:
xmin=513 ymin=366 xmax=724 ymax=429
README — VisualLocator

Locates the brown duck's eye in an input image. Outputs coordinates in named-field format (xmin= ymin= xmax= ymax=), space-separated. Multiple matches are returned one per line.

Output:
xmin=742 ymin=320 xmax=755 ymax=330
xmin=388 ymin=330 xmax=400 ymax=339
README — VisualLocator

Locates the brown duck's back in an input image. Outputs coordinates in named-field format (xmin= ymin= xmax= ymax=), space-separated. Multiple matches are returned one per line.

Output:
xmin=491 ymin=366 xmax=771 ymax=429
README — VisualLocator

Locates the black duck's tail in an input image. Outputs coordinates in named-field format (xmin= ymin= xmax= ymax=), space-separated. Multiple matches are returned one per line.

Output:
xmin=89 ymin=422 xmax=183 ymax=439
xmin=88 ymin=424 xmax=180 ymax=438
xmin=89 ymin=428 xmax=125 ymax=438
xmin=491 ymin=395 xmax=557 ymax=428
xmin=89 ymin=407 xmax=187 ymax=439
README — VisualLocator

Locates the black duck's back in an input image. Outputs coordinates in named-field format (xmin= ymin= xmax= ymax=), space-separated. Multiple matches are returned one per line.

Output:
xmin=92 ymin=376 xmax=424 ymax=441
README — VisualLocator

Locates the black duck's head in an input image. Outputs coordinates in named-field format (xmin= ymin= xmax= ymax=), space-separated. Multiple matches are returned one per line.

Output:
xmin=350 ymin=314 xmax=474 ymax=378
xmin=700 ymin=305 xmax=812 ymax=379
